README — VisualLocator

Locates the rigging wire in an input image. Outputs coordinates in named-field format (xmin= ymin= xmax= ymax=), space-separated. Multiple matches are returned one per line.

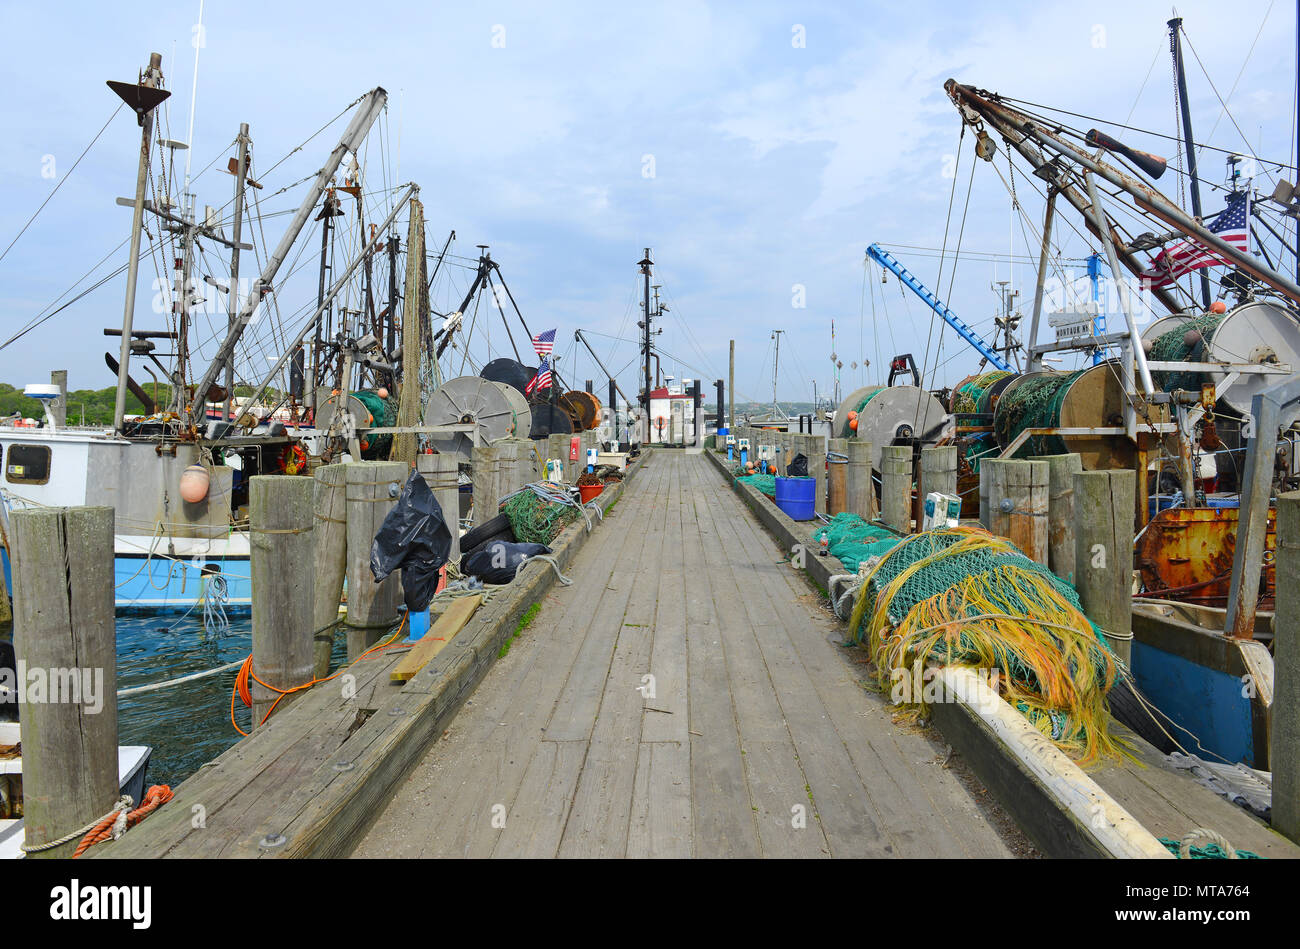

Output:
xmin=0 ymin=103 xmax=124 ymax=266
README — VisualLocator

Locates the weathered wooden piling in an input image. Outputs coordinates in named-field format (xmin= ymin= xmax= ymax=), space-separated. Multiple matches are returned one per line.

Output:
xmin=846 ymin=439 xmax=875 ymax=520
xmin=11 ymin=506 xmax=116 ymax=858
xmin=471 ymin=441 xmax=501 ymax=526
xmin=310 ymin=463 xmax=348 ymax=679
xmin=250 ymin=476 xmax=316 ymax=728
xmin=919 ymin=446 xmax=958 ymax=501
xmin=881 ymin=445 xmax=912 ymax=532
xmin=808 ymin=433 xmax=828 ymax=517
xmin=827 ymin=438 xmax=848 ymax=515
xmin=345 ymin=460 xmax=405 ymax=660
xmin=1276 ymin=490 xmax=1300 ymax=844
xmin=496 ymin=439 xmax=519 ymax=499
xmin=1072 ymin=469 xmax=1135 ymax=664
xmin=982 ymin=459 xmax=1049 ymax=564
xmin=918 ymin=445 xmax=958 ymax=526
xmin=1030 ymin=453 xmax=1083 ymax=582
xmin=418 ymin=452 xmax=461 ymax=563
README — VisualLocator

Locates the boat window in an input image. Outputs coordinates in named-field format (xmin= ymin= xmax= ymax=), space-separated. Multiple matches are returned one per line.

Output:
xmin=6 ymin=444 xmax=51 ymax=485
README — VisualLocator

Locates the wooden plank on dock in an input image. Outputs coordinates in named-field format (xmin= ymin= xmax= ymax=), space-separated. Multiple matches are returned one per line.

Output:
xmin=389 ymin=594 xmax=482 ymax=682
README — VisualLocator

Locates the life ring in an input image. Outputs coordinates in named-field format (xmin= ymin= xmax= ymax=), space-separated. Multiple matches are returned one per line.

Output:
xmin=655 ymin=416 xmax=666 ymax=432
xmin=279 ymin=443 xmax=308 ymax=475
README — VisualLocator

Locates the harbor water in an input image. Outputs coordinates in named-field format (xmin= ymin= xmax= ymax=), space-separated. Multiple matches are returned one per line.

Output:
xmin=116 ymin=613 xmax=348 ymax=787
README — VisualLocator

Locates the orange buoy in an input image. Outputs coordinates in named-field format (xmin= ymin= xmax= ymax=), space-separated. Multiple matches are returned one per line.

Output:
xmin=1209 ymin=301 xmax=1227 ymax=314
xmin=179 ymin=464 xmax=210 ymax=503
xmin=377 ymin=386 xmax=389 ymax=400
xmin=849 ymin=416 xmax=859 ymax=431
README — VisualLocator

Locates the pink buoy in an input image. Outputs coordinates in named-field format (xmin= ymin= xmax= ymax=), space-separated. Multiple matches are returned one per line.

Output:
xmin=179 ymin=464 xmax=210 ymax=503
xmin=376 ymin=387 xmax=389 ymax=400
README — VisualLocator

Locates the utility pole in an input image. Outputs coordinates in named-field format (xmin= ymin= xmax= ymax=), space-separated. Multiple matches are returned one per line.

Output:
xmin=728 ymin=338 xmax=735 ymax=432
xmin=110 ymin=53 xmax=169 ymax=434
xmin=1169 ymin=16 xmax=1213 ymax=309
xmin=223 ymin=122 xmax=250 ymax=423
xmin=638 ymin=248 xmax=653 ymax=444
xmin=771 ymin=329 xmax=784 ymax=419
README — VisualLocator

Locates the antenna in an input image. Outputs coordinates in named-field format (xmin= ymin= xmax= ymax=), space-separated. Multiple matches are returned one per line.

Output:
xmin=183 ymin=0 xmax=205 ymax=197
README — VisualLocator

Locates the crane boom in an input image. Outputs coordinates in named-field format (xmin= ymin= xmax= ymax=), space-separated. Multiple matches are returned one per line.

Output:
xmin=866 ymin=243 xmax=1012 ymax=373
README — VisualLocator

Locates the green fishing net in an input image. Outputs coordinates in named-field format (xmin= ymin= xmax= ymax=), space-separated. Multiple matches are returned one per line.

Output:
xmin=502 ymin=491 xmax=578 ymax=545
xmin=813 ymin=513 xmax=902 ymax=573
xmin=1159 ymin=838 xmax=1261 ymax=859
xmin=1148 ymin=313 xmax=1223 ymax=394
xmin=735 ymin=473 xmax=777 ymax=496
xmin=354 ymin=389 xmax=399 ymax=459
xmin=993 ymin=371 xmax=1081 ymax=457
xmin=952 ymin=371 xmax=1011 ymax=414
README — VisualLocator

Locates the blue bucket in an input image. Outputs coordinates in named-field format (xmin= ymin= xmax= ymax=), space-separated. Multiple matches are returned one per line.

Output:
xmin=774 ymin=475 xmax=816 ymax=521
xmin=407 ymin=608 xmax=431 ymax=641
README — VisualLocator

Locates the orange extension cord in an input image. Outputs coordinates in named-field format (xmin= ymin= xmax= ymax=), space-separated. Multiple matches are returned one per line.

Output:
xmin=229 ymin=612 xmax=412 ymax=736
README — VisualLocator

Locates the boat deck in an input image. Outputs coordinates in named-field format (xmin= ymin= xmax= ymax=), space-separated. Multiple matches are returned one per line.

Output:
xmin=352 ymin=451 xmax=1016 ymax=858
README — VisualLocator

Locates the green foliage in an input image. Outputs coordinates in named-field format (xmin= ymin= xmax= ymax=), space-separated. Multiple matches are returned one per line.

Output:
xmin=0 ymin=382 xmax=172 ymax=425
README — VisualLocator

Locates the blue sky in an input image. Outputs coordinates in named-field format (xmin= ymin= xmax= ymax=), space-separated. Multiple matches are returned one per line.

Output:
xmin=1 ymin=0 xmax=1295 ymax=406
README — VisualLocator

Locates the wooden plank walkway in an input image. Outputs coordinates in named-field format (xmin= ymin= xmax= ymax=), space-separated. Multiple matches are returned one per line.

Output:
xmin=353 ymin=451 xmax=1015 ymax=858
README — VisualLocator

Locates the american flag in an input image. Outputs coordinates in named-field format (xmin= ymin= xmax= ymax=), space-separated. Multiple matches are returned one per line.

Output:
xmin=525 ymin=357 xmax=552 ymax=396
xmin=532 ymin=328 xmax=556 ymax=358
xmin=1141 ymin=190 xmax=1250 ymax=288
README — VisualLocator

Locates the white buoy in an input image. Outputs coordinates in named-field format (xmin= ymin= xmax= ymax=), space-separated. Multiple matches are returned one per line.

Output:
xmin=180 ymin=464 xmax=210 ymax=503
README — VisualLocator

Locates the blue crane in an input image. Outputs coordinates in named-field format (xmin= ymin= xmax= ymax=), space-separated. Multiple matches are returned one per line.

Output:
xmin=865 ymin=243 xmax=1013 ymax=373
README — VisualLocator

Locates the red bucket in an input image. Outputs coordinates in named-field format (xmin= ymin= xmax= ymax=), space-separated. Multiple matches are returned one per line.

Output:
xmin=578 ymin=483 xmax=604 ymax=504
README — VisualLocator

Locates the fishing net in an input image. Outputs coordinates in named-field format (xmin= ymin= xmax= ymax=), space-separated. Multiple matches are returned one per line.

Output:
xmin=813 ymin=513 xmax=903 ymax=572
xmin=845 ymin=525 xmax=1125 ymax=766
xmin=354 ymin=389 xmax=399 ymax=459
xmin=963 ymin=431 xmax=999 ymax=474
xmin=952 ymin=371 xmax=1011 ymax=414
xmin=735 ymin=473 xmax=777 ymax=496
xmin=1148 ymin=313 xmax=1223 ymax=394
xmin=1159 ymin=837 xmax=1261 ymax=859
xmin=993 ymin=371 xmax=1081 ymax=458
xmin=839 ymin=387 xmax=886 ymax=437
xmin=502 ymin=490 xmax=578 ymax=545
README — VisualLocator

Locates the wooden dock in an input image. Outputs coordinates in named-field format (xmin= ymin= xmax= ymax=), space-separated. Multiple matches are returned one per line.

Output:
xmin=77 ymin=447 xmax=1296 ymax=859
xmin=352 ymin=451 xmax=1015 ymax=858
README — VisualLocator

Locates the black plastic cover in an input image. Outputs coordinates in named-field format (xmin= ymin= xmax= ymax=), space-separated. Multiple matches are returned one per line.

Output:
xmin=461 ymin=540 xmax=553 ymax=585
xmin=370 ymin=469 xmax=454 ymax=612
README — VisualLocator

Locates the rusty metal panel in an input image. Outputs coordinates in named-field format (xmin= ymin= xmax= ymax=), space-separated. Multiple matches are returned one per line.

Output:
xmin=1135 ymin=506 xmax=1275 ymax=608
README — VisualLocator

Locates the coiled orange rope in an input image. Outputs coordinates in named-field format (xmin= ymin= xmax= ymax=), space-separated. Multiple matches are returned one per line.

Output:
xmin=71 ymin=785 xmax=175 ymax=858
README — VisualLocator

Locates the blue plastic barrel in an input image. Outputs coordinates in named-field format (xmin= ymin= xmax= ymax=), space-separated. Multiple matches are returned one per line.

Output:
xmin=1206 ymin=495 xmax=1240 ymax=510
xmin=774 ymin=475 xmax=817 ymax=520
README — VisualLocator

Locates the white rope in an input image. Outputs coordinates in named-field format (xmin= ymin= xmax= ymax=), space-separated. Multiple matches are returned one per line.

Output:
xmin=514 ymin=554 xmax=573 ymax=586
xmin=19 ymin=795 xmax=132 ymax=853
xmin=116 ymin=658 xmax=246 ymax=698
xmin=1178 ymin=827 xmax=1239 ymax=859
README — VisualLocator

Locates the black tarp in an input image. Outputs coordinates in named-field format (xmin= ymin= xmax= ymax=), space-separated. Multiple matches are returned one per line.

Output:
xmin=370 ymin=469 xmax=454 ymax=612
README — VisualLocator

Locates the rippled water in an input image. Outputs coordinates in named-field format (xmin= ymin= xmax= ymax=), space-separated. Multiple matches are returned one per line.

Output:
xmin=116 ymin=613 xmax=347 ymax=787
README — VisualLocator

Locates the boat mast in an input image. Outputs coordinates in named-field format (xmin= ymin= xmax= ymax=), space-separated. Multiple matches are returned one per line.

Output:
xmin=223 ymin=122 xmax=250 ymax=423
xmin=771 ymin=328 xmax=784 ymax=419
xmin=1169 ymin=16 xmax=1213 ymax=308
xmin=187 ymin=87 xmax=389 ymax=427
xmin=111 ymin=53 xmax=169 ymax=434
